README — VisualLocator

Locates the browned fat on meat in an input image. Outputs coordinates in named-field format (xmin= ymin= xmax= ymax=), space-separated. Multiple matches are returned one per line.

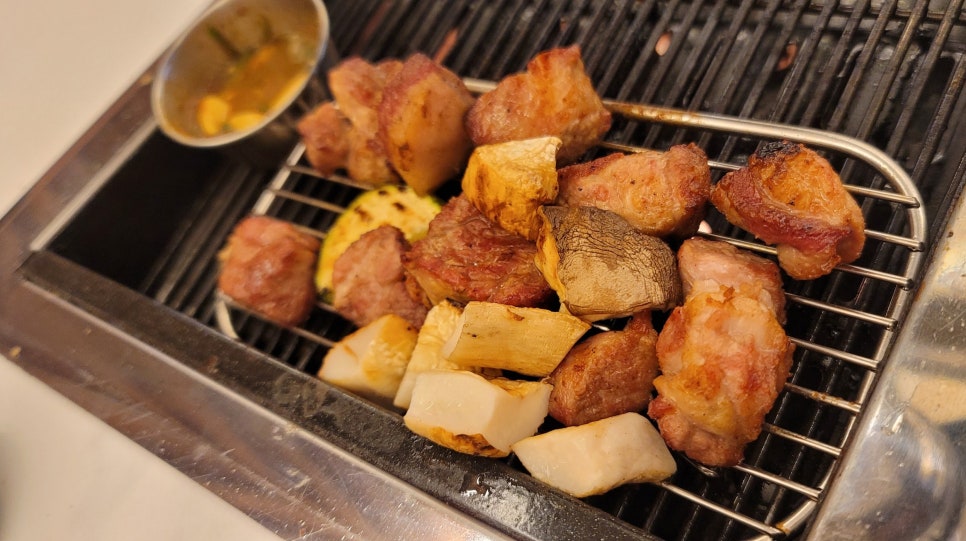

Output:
xmin=556 ymin=143 xmax=712 ymax=239
xmin=548 ymin=311 xmax=659 ymax=427
xmin=402 ymin=195 xmax=554 ymax=307
xmin=710 ymin=141 xmax=865 ymax=280
xmin=465 ymin=45 xmax=611 ymax=165
xmin=218 ymin=216 xmax=320 ymax=327
xmin=332 ymin=225 xmax=429 ymax=329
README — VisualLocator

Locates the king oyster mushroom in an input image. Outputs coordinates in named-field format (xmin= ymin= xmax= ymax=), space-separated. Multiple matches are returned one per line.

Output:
xmin=535 ymin=205 xmax=681 ymax=321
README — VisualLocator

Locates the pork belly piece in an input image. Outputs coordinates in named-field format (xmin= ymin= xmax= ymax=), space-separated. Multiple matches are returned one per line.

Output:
xmin=648 ymin=238 xmax=793 ymax=467
xmin=378 ymin=53 xmax=475 ymax=195
xmin=297 ymin=101 xmax=350 ymax=175
xmin=466 ymin=45 xmax=611 ymax=165
xmin=344 ymin=128 xmax=399 ymax=186
xmin=402 ymin=195 xmax=554 ymax=307
xmin=710 ymin=141 xmax=866 ymax=280
xmin=328 ymin=57 xmax=404 ymax=185
xmin=218 ymin=216 xmax=320 ymax=327
xmin=548 ymin=311 xmax=659 ymax=427
xmin=677 ymin=237 xmax=786 ymax=323
xmin=557 ymin=144 xmax=711 ymax=238
xmin=328 ymin=57 xmax=403 ymax=135
xmin=332 ymin=225 xmax=429 ymax=329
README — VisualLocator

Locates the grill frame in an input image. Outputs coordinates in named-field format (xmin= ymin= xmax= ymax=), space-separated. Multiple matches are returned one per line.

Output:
xmin=1 ymin=0 xmax=964 ymax=540
xmin=212 ymin=86 xmax=926 ymax=539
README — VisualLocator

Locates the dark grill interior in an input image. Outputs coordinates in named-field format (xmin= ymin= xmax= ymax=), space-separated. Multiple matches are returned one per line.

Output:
xmin=38 ymin=0 xmax=966 ymax=540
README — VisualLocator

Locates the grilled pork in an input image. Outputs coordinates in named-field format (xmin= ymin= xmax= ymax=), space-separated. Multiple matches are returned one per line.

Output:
xmin=557 ymin=144 xmax=711 ymax=238
xmin=548 ymin=311 xmax=659 ymax=427
xmin=378 ymin=53 xmax=475 ymax=195
xmin=465 ymin=45 xmax=611 ymax=165
xmin=297 ymin=101 xmax=350 ymax=176
xmin=331 ymin=225 xmax=429 ymax=329
xmin=402 ymin=195 xmax=554 ymax=307
xmin=648 ymin=238 xmax=793 ymax=467
xmin=218 ymin=216 xmax=319 ymax=327
xmin=710 ymin=141 xmax=866 ymax=280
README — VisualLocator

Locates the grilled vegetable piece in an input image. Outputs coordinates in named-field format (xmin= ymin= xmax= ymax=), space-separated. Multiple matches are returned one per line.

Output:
xmin=379 ymin=53 xmax=476 ymax=196
xmin=556 ymin=144 xmax=712 ymax=239
xmin=548 ymin=311 xmax=659 ymax=426
xmin=404 ymin=370 xmax=552 ymax=457
xmin=535 ymin=205 xmax=681 ymax=322
xmin=461 ymin=136 xmax=562 ymax=241
xmin=441 ymin=301 xmax=591 ymax=377
xmin=318 ymin=313 xmax=418 ymax=402
xmin=466 ymin=45 xmax=611 ymax=164
xmin=511 ymin=413 xmax=677 ymax=498
xmin=710 ymin=140 xmax=865 ymax=280
xmin=394 ymin=300 xmax=469 ymax=409
xmin=315 ymin=185 xmax=440 ymax=298
xmin=218 ymin=215 xmax=320 ymax=327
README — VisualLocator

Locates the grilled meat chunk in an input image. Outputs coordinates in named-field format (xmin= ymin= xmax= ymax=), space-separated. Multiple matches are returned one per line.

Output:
xmin=297 ymin=101 xmax=350 ymax=176
xmin=402 ymin=195 xmax=554 ymax=307
xmin=648 ymin=238 xmax=793 ymax=467
xmin=466 ymin=46 xmax=611 ymax=165
xmin=677 ymin=237 xmax=786 ymax=323
xmin=557 ymin=144 xmax=711 ymax=238
xmin=328 ymin=57 xmax=402 ymax=135
xmin=710 ymin=141 xmax=865 ymax=279
xmin=548 ymin=311 xmax=659 ymax=426
xmin=332 ymin=225 xmax=429 ymax=329
xmin=326 ymin=57 xmax=403 ymax=185
xmin=218 ymin=216 xmax=320 ymax=327
xmin=378 ymin=53 xmax=475 ymax=195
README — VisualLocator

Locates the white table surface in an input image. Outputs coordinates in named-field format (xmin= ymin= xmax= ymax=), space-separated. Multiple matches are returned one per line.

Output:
xmin=0 ymin=2 xmax=282 ymax=539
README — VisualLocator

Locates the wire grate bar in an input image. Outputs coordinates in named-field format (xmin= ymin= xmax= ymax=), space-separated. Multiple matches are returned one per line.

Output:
xmin=657 ymin=482 xmax=787 ymax=537
xmin=761 ymin=423 xmax=841 ymax=457
xmin=787 ymin=337 xmax=880 ymax=371
xmin=784 ymin=382 xmax=862 ymax=414
xmin=784 ymin=293 xmax=896 ymax=330
xmin=266 ymin=188 xmax=347 ymax=215
xmin=732 ymin=463 xmax=822 ymax=501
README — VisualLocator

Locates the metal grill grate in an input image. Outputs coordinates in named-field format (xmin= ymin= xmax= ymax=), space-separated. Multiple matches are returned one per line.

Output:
xmin=139 ymin=1 xmax=966 ymax=539
xmin=211 ymin=90 xmax=926 ymax=539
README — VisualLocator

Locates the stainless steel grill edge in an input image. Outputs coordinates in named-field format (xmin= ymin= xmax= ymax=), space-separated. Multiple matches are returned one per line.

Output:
xmin=1 ymin=1 xmax=964 ymax=540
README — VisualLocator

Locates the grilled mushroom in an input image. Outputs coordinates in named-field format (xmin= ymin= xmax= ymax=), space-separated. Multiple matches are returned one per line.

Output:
xmin=535 ymin=205 xmax=681 ymax=321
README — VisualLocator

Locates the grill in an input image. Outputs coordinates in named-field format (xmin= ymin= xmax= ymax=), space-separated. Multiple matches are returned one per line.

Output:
xmin=4 ymin=0 xmax=966 ymax=540
xmin=211 ymin=81 xmax=926 ymax=539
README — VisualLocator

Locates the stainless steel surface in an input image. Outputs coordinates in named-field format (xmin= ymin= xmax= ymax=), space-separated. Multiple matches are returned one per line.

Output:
xmin=216 ymin=77 xmax=930 ymax=539
xmin=151 ymin=0 xmax=332 ymax=162
xmin=808 ymin=198 xmax=966 ymax=540
xmin=0 ymin=72 xmax=510 ymax=541
xmin=2 ymin=0 xmax=965 ymax=538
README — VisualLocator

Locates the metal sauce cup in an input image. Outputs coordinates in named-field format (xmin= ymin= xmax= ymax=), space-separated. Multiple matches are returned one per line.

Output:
xmin=152 ymin=0 xmax=335 ymax=165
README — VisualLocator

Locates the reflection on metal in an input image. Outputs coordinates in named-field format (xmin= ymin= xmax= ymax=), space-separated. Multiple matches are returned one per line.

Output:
xmin=809 ymin=198 xmax=966 ymax=540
